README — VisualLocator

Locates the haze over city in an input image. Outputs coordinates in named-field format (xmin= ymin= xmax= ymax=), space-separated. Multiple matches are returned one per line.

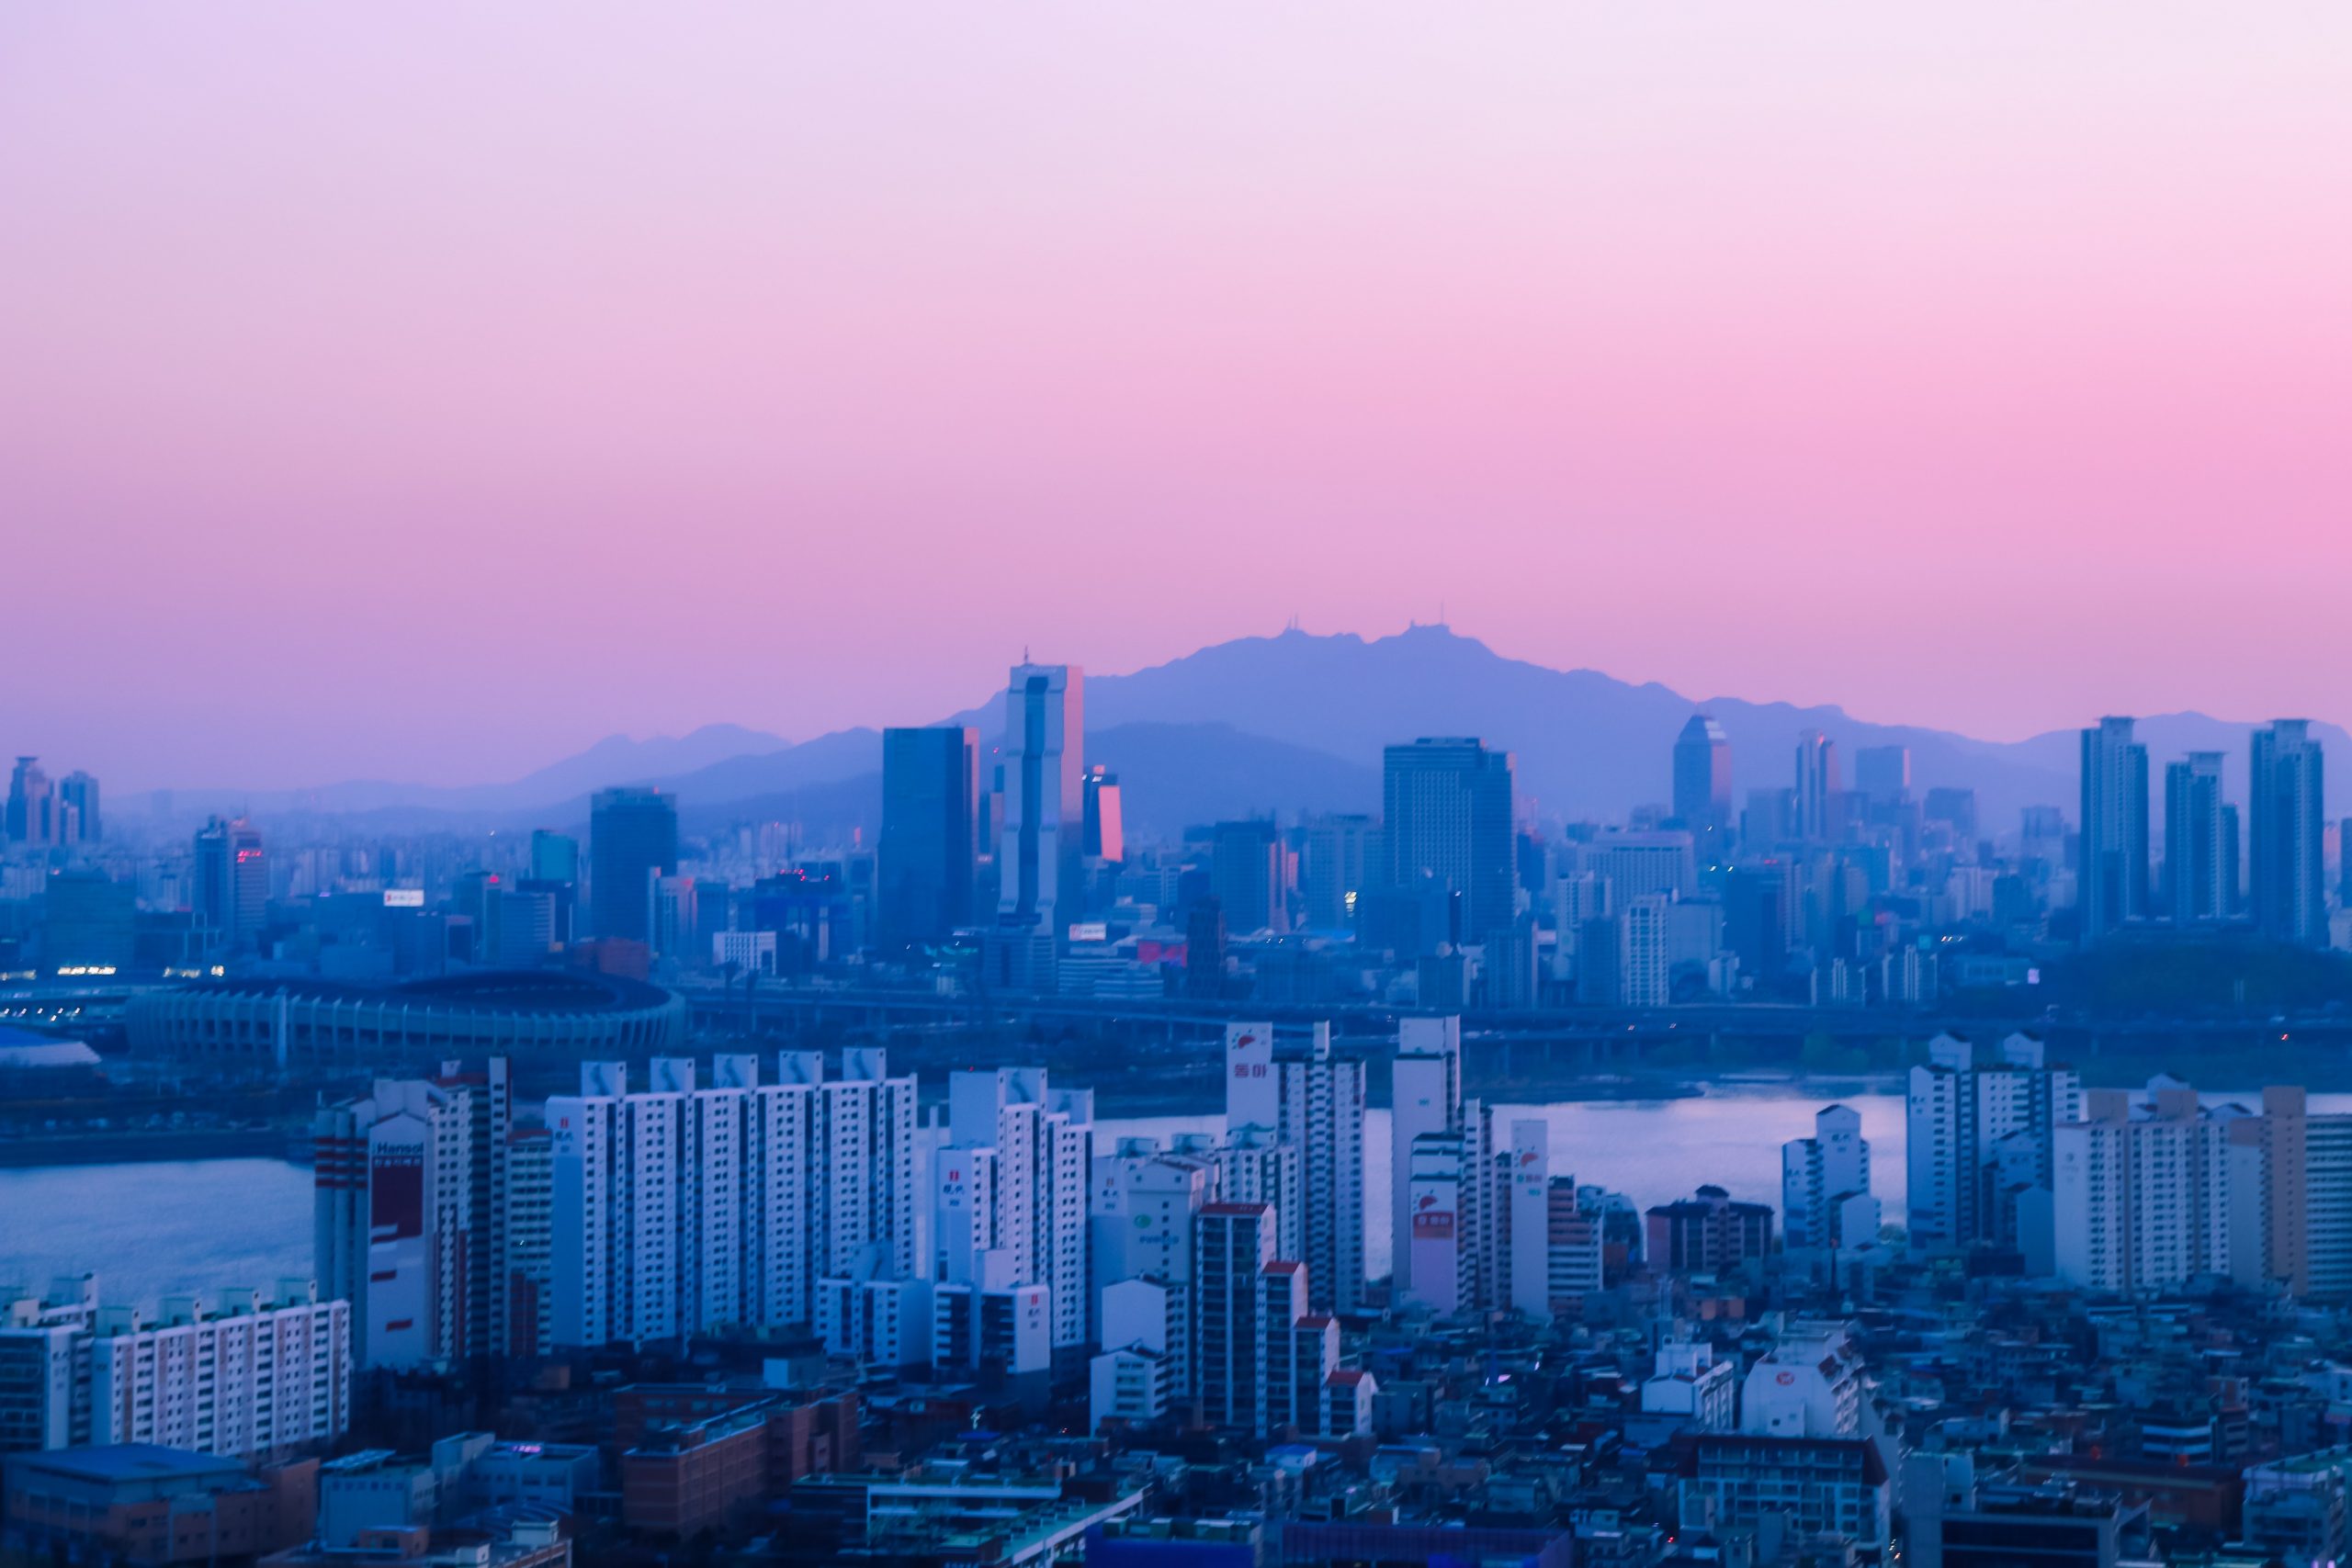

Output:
xmin=14 ymin=9 xmax=2352 ymax=1568
xmin=7 ymin=3 xmax=2352 ymax=785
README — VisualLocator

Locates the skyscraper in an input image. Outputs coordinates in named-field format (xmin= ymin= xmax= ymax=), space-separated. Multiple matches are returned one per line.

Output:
xmin=6 ymin=757 xmax=52 ymax=846
xmin=879 ymin=726 xmax=978 ymax=951
xmin=192 ymin=816 xmax=266 ymax=949
xmin=57 ymin=772 xmax=98 ymax=843
xmin=1081 ymin=765 xmax=1123 ymax=864
xmin=1852 ymin=746 xmax=1910 ymax=806
xmin=589 ymin=787 xmax=677 ymax=943
xmin=1210 ymin=819 xmax=1286 ymax=935
xmin=1301 ymin=814 xmax=1376 ymax=931
xmin=2077 ymin=716 xmax=2150 ymax=943
xmin=2163 ymin=752 xmax=2228 ymax=924
xmin=1383 ymin=738 xmax=1516 ymax=944
xmin=1671 ymin=715 xmax=1732 ymax=838
xmin=1792 ymin=730 xmax=1839 ymax=842
xmin=529 ymin=829 xmax=579 ymax=883
xmin=2251 ymin=719 xmax=2326 ymax=947
xmin=998 ymin=663 xmax=1083 ymax=935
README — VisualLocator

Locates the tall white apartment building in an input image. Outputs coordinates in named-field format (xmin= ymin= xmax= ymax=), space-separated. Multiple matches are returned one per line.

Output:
xmin=549 ymin=1051 xmax=919 ymax=1350
xmin=1402 ymin=1100 xmax=1498 ymax=1317
xmin=1506 ymin=1121 xmax=1552 ymax=1321
xmin=934 ymin=1067 xmax=1092 ymax=1354
xmin=1782 ymin=1104 xmax=1872 ymax=1252
xmin=313 ymin=1075 xmax=481 ymax=1369
xmin=1224 ymin=1021 xmax=1368 ymax=1313
xmin=87 ymin=1283 xmax=351 ymax=1463
xmin=1906 ymin=1032 xmax=2080 ymax=1252
xmin=1621 ymin=894 xmax=1673 ymax=1008
xmin=2053 ymin=1079 xmax=2233 ymax=1293
xmin=1390 ymin=1016 xmax=1462 ymax=1298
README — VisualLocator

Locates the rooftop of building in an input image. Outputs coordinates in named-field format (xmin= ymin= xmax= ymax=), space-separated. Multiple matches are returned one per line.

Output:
xmin=10 ymin=1443 xmax=250 ymax=1485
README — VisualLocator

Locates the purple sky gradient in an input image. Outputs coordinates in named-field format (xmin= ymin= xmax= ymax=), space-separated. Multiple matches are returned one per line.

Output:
xmin=5 ymin=5 xmax=2349 ymax=789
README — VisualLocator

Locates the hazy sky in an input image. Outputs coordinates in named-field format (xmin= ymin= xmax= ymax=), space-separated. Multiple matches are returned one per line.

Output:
xmin=6 ymin=4 xmax=2349 ymax=789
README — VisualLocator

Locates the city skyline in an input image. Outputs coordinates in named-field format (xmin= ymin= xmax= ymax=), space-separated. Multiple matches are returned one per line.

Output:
xmin=7 ymin=6 xmax=2352 ymax=784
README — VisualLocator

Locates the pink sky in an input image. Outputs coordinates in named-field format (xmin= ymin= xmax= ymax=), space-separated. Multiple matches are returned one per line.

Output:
xmin=5 ymin=4 xmax=2349 ymax=788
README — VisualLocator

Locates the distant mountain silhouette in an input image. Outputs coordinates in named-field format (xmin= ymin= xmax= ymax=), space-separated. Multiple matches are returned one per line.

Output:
xmin=134 ymin=626 xmax=2352 ymax=831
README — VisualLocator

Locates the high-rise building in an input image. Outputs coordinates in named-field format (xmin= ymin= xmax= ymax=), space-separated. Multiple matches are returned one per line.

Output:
xmin=192 ymin=816 xmax=267 ymax=950
xmin=1224 ymin=1021 xmax=1369 ymax=1313
xmin=1924 ymin=787 xmax=1979 ymax=844
xmin=56 ymin=772 xmax=98 ymax=843
xmin=2163 ymin=752 xmax=2228 ymax=924
xmin=1852 ymin=746 xmax=1910 ymax=807
xmin=2078 ymin=716 xmax=2150 ymax=943
xmin=1081 ymin=765 xmax=1123 ymax=864
xmin=1301 ymin=814 xmax=1376 ymax=931
xmin=1195 ymin=1202 xmax=1274 ymax=1433
xmin=6 ymin=757 xmax=53 ymax=846
xmin=549 ymin=1052 xmax=919 ymax=1352
xmin=313 ymin=1068 xmax=502 ymax=1368
xmin=998 ymin=663 xmax=1083 ymax=935
xmin=1793 ymin=730 xmax=1840 ymax=842
xmin=1383 ymin=738 xmax=1516 ymax=944
xmin=879 ymin=726 xmax=978 ymax=952
xmin=1781 ymin=1104 xmax=1872 ymax=1252
xmin=935 ymin=1067 xmax=1093 ymax=1355
xmin=85 ymin=1284 xmax=351 ymax=1462
xmin=40 ymin=869 xmax=135 ymax=971
xmin=1210 ymin=819 xmax=1286 ymax=936
xmin=2052 ymin=1080 xmax=2231 ymax=1292
xmin=2251 ymin=719 xmax=2326 ymax=947
xmin=589 ymin=788 xmax=677 ymax=944
xmin=529 ymin=829 xmax=579 ymax=884
xmin=1672 ymin=716 xmax=1733 ymax=840
xmin=1906 ymin=1032 xmax=2080 ymax=1254
xmin=1389 ymin=1016 xmax=1461 ymax=1300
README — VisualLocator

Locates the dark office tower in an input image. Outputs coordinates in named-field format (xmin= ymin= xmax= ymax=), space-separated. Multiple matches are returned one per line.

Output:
xmin=1723 ymin=863 xmax=1792 ymax=982
xmin=1302 ymin=814 xmax=1376 ymax=931
xmin=1211 ymin=819 xmax=1286 ymax=935
xmin=6 ymin=757 xmax=53 ymax=845
xmin=1184 ymin=896 xmax=1228 ymax=998
xmin=1792 ymin=730 xmax=1839 ymax=842
xmin=192 ymin=816 xmax=266 ymax=948
xmin=2164 ymin=752 xmax=2228 ymax=924
xmin=2341 ymin=818 xmax=2352 ymax=911
xmin=1853 ymin=746 xmax=1911 ymax=806
xmin=1923 ymin=787 xmax=1978 ymax=843
xmin=998 ymin=663 xmax=1083 ymax=934
xmin=878 ymin=725 xmax=978 ymax=951
xmin=2251 ymin=719 xmax=2327 ymax=947
xmin=529 ymin=829 xmax=579 ymax=884
xmin=1671 ymin=715 xmax=1732 ymax=836
xmin=588 ymin=787 xmax=677 ymax=943
xmin=2078 ymin=716 xmax=2150 ymax=944
xmin=1384 ymin=738 xmax=1517 ymax=941
xmin=57 ymin=771 xmax=99 ymax=843
xmin=41 ymin=868 xmax=135 ymax=970
xmin=1743 ymin=787 xmax=1794 ymax=850
xmin=1080 ymin=766 xmax=1124 ymax=863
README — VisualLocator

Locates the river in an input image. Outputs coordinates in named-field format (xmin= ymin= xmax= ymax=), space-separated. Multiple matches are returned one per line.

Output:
xmin=5 ymin=1087 xmax=2329 ymax=1307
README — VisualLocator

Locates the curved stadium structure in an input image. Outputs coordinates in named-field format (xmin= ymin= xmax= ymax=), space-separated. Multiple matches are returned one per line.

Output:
xmin=126 ymin=970 xmax=688 ymax=1063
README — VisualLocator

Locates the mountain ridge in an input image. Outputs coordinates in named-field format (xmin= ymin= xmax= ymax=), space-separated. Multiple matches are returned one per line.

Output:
xmin=120 ymin=627 xmax=2352 ymax=831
